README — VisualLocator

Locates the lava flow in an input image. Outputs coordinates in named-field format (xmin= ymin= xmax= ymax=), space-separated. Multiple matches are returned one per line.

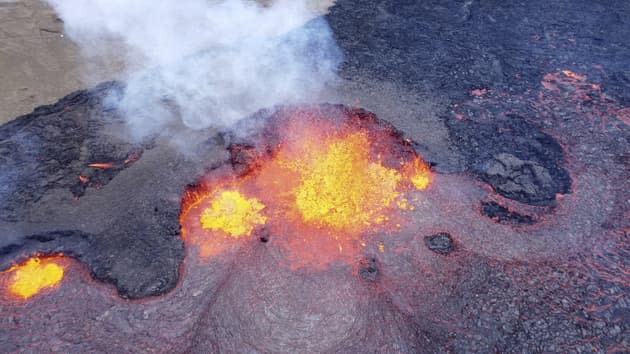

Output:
xmin=1 ymin=255 xmax=67 ymax=300
xmin=180 ymin=105 xmax=432 ymax=268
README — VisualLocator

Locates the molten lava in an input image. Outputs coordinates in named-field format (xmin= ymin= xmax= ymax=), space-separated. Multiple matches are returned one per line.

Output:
xmin=180 ymin=105 xmax=432 ymax=268
xmin=88 ymin=162 xmax=114 ymax=169
xmin=200 ymin=190 xmax=267 ymax=237
xmin=281 ymin=131 xmax=402 ymax=232
xmin=407 ymin=157 xmax=432 ymax=191
xmin=2 ymin=256 xmax=65 ymax=300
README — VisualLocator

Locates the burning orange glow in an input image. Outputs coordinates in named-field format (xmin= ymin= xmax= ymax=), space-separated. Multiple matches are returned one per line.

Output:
xmin=540 ymin=69 xmax=628 ymax=129
xmin=200 ymin=190 xmax=267 ymax=237
xmin=3 ymin=256 xmax=65 ymax=300
xmin=88 ymin=162 xmax=114 ymax=169
xmin=406 ymin=157 xmax=432 ymax=190
xmin=124 ymin=152 xmax=141 ymax=164
xmin=561 ymin=69 xmax=587 ymax=81
xmin=78 ymin=175 xmax=89 ymax=184
xmin=180 ymin=106 xmax=433 ymax=268
xmin=285 ymin=132 xmax=401 ymax=232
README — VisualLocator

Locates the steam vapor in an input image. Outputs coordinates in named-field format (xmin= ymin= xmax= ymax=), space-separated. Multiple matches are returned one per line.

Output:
xmin=45 ymin=0 xmax=340 ymax=137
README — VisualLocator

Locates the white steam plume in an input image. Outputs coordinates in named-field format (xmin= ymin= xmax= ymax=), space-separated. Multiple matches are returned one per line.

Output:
xmin=45 ymin=0 xmax=340 ymax=137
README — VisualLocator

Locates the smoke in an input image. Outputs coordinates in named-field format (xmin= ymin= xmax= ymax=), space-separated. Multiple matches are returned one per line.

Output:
xmin=45 ymin=0 xmax=340 ymax=138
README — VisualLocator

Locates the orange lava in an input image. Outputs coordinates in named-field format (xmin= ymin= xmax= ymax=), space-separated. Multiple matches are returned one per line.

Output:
xmin=124 ymin=152 xmax=141 ymax=164
xmin=200 ymin=190 xmax=267 ymax=237
xmin=88 ymin=162 xmax=114 ymax=169
xmin=1 ymin=255 xmax=67 ymax=300
xmin=561 ymin=69 xmax=587 ymax=81
xmin=274 ymin=131 xmax=402 ymax=233
xmin=180 ymin=107 xmax=432 ymax=268
xmin=541 ymin=69 xmax=629 ymax=129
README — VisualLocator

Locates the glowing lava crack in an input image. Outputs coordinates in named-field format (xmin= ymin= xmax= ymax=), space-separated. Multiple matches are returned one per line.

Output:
xmin=180 ymin=105 xmax=432 ymax=268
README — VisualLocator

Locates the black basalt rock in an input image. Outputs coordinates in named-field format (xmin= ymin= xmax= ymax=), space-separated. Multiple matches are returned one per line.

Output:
xmin=446 ymin=115 xmax=572 ymax=205
xmin=0 ymin=82 xmax=190 ymax=299
xmin=481 ymin=201 xmax=536 ymax=225
xmin=358 ymin=257 xmax=379 ymax=282
xmin=424 ymin=232 xmax=454 ymax=255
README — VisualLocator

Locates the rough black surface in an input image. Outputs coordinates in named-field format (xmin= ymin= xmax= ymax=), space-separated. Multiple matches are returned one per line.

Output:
xmin=481 ymin=201 xmax=536 ymax=225
xmin=86 ymin=204 xmax=184 ymax=298
xmin=446 ymin=115 xmax=572 ymax=205
xmin=358 ymin=257 xmax=379 ymax=282
xmin=0 ymin=83 xmax=193 ymax=299
xmin=0 ymin=228 xmax=181 ymax=297
xmin=0 ymin=230 xmax=91 ymax=264
xmin=228 ymin=143 xmax=259 ymax=176
xmin=330 ymin=0 xmax=630 ymax=206
xmin=328 ymin=0 xmax=630 ymax=104
xmin=0 ymin=82 xmax=117 ymax=221
xmin=423 ymin=232 xmax=454 ymax=255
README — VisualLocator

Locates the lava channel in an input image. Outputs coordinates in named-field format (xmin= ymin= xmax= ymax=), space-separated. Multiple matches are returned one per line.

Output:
xmin=180 ymin=105 xmax=432 ymax=269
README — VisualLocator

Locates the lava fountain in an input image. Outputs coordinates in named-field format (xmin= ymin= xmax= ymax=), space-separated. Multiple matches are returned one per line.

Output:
xmin=180 ymin=104 xmax=432 ymax=269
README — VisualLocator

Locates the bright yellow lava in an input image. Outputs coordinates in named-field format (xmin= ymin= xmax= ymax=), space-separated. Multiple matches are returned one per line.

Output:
xmin=410 ymin=159 xmax=431 ymax=190
xmin=200 ymin=190 xmax=267 ymax=237
xmin=411 ymin=174 xmax=430 ymax=190
xmin=182 ymin=112 xmax=434 ymax=266
xmin=7 ymin=257 xmax=64 ymax=299
xmin=291 ymin=132 xmax=402 ymax=231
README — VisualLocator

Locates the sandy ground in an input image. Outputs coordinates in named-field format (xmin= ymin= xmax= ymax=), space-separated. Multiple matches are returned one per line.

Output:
xmin=0 ymin=0 xmax=334 ymax=124
xmin=0 ymin=0 xmax=125 ymax=123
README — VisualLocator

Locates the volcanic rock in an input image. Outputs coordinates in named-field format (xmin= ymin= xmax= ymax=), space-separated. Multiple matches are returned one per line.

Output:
xmin=255 ymin=227 xmax=270 ymax=243
xmin=0 ymin=82 xmax=124 ymax=221
xmin=445 ymin=115 xmax=572 ymax=205
xmin=481 ymin=202 xmax=535 ymax=225
xmin=228 ymin=144 xmax=259 ymax=176
xmin=328 ymin=0 xmax=630 ymax=104
xmin=358 ymin=257 xmax=379 ymax=282
xmin=482 ymin=153 xmax=554 ymax=199
xmin=424 ymin=232 xmax=454 ymax=255
xmin=0 ymin=83 xmax=225 ymax=299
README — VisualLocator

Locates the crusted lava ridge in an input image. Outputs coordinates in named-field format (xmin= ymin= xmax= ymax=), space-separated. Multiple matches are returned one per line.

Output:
xmin=0 ymin=83 xmax=196 ymax=299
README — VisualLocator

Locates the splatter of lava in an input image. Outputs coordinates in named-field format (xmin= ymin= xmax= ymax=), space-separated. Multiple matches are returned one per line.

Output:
xmin=1 ymin=255 xmax=69 ymax=300
xmin=180 ymin=105 xmax=432 ymax=269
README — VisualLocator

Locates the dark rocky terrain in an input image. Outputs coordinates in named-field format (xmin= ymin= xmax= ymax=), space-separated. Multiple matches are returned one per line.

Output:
xmin=0 ymin=83 xmax=213 ymax=299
